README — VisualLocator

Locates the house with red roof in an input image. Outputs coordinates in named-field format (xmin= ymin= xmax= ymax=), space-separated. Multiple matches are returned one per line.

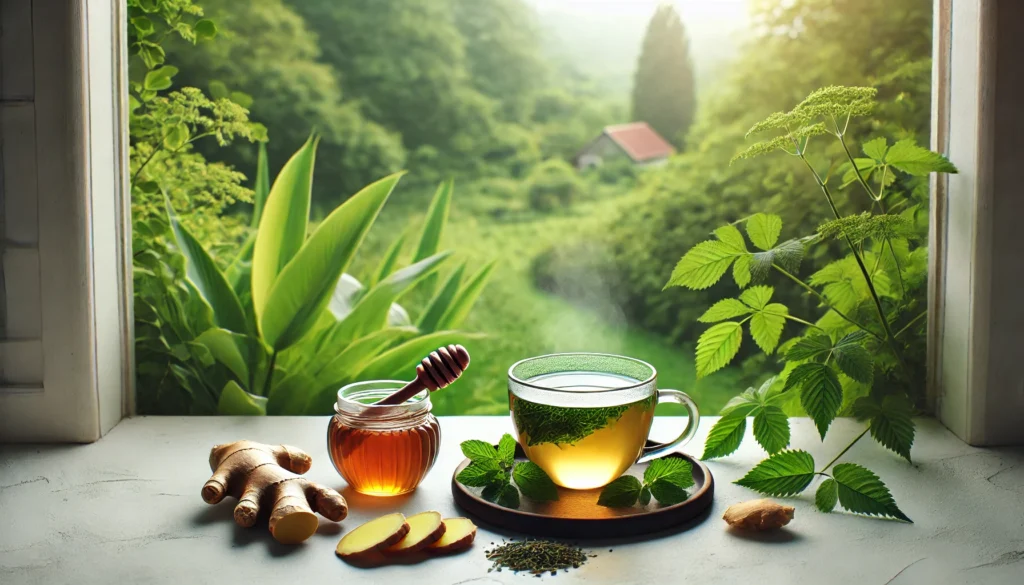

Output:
xmin=573 ymin=122 xmax=675 ymax=170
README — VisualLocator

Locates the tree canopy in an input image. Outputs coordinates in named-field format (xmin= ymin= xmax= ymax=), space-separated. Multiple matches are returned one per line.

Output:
xmin=631 ymin=4 xmax=696 ymax=148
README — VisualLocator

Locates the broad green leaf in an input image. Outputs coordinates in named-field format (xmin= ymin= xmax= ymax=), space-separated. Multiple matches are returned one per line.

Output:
xmin=461 ymin=440 xmax=498 ymax=463
xmin=750 ymin=238 xmax=805 ymax=282
xmin=862 ymin=137 xmax=889 ymax=161
xmin=250 ymin=142 xmax=270 ymax=229
xmin=750 ymin=303 xmax=787 ymax=354
xmin=252 ymin=136 xmax=317 ymax=325
xmin=885 ymin=139 xmax=958 ymax=175
xmin=217 ymin=381 xmax=267 ymax=415
xmin=194 ymin=19 xmax=217 ymax=40
xmin=436 ymin=260 xmax=495 ymax=330
xmin=456 ymin=461 xmax=503 ymax=487
xmin=695 ymin=322 xmax=743 ymax=378
xmin=644 ymin=458 xmax=694 ymax=488
xmin=513 ymin=461 xmax=559 ymax=501
xmin=310 ymin=327 xmax=417 ymax=389
xmin=698 ymin=299 xmax=753 ymax=323
xmin=833 ymin=332 xmax=874 ymax=384
xmin=131 ymin=16 xmax=154 ymax=35
xmin=650 ymin=478 xmax=689 ymax=505
xmin=494 ymin=483 xmax=521 ymax=509
xmin=597 ymin=475 xmax=642 ymax=507
xmin=787 ymin=363 xmax=843 ymax=439
xmin=639 ymin=486 xmax=652 ymax=506
xmin=701 ymin=408 xmax=750 ymax=460
xmin=266 ymin=371 xmax=315 ymax=415
xmin=840 ymin=158 xmax=876 ymax=188
xmin=853 ymin=394 xmax=915 ymax=461
xmin=418 ymin=263 xmax=465 ymax=332
xmin=666 ymin=240 xmax=745 ymax=290
xmin=195 ymin=328 xmax=255 ymax=385
xmin=815 ymin=478 xmax=839 ymax=512
xmin=260 ymin=173 xmax=401 ymax=350
xmin=714 ymin=224 xmax=748 ymax=251
xmin=413 ymin=179 xmax=454 ymax=294
xmin=166 ymin=201 xmax=248 ymax=334
xmin=752 ymin=405 xmax=790 ymax=454
xmin=369 ymin=230 xmax=407 ymax=288
xmin=735 ymin=450 xmax=816 ymax=497
xmin=746 ymin=213 xmax=783 ymax=251
xmin=498 ymin=434 xmax=517 ymax=466
xmin=163 ymin=123 xmax=188 ymax=150
xmin=732 ymin=253 xmax=752 ymax=288
xmin=739 ymin=285 xmax=774 ymax=310
xmin=143 ymin=65 xmax=177 ymax=91
xmin=208 ymin=80 xmax=229 ymax=100
xmin=832 ymin=463 xmax=911 ymax=522
xmin=355 ymin=330 xmax=475 ymax=381
xmin=786 ymin=335 xmax=833 ymax=362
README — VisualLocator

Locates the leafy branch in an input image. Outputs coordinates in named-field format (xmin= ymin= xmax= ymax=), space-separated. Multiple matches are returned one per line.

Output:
xmin=455 ymin=434 xmax=559 ymax=508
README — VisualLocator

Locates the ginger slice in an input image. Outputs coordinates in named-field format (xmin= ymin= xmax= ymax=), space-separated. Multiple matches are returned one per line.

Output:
xmin=723 ymin=499 xmax=795 ymax=531
xmin=384 ymin=511 xmax=446 ymax=555
xmin=336 ymin=513 xmax=410 ymax=563
xmin=426 ymin=517 xmax=477 ymax=554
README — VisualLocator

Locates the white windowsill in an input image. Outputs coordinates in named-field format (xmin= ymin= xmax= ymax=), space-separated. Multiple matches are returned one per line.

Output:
xmin=0 ymin=416 xmax=1021 ymax=584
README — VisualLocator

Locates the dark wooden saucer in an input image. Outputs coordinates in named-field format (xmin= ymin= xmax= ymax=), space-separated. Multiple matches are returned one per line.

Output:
xmin=451 ymin=441 xmax=714 ymax=538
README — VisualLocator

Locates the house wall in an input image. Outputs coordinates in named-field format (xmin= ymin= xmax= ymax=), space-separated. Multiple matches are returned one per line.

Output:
xmin=576 ymin=134 xmax=628 ymax=169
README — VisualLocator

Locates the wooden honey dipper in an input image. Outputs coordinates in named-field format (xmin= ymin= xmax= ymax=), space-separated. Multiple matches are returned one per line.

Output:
xmin=373 ymin=344 xmax=470 ymax=406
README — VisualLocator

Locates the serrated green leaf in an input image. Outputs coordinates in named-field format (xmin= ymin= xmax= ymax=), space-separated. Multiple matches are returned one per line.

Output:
xmin=714 ymin=224 xmax=748 ymax=251
xmin=786 ymin=335 xmax=833 ymax=361
xmin=639 ymin=485 xmax=652 ymax=506
xmin=832 ymin=463 xmax=911 ymax=522
xmin=735 ymin=450 xmax=816 ymax=497
xmin=739 ymin=285 xmax=774 ymax=310
xmin=702 ymin=408 xmax=749 ymax=460
xmin=650 ymin=478 xmax=689 ymax=506
xmin=862 ymin=137 xmax=889 ymax=161
xmin=750 ymin=304 xmax=787 ymax=355
xmin=815 ymin=478 xmax=839 ymax=512
xmin=788 ymin=363 xmax=843 ymax=439
xmin=666 ymin=240 xmax=745 ymax=290
xmin=695 ymin=322 xmax=743 ymax=378
xmin=597 ymin=475 xmax=643 ymax=507
xmin=751 ymin=239 xmax=805 ymax=282
xmin=833 ymin=332 xmax=874 ymax=384
xmin=512 ymin=461 xmax=559 ymax=501
xmin=493 ymin=483 xmax=522 ymax=509
xmin=853 ymin=394 xmax=915 ymax=461
xmin=643 ymin=458 xmax=694 ymax=488
xmin=746 ymin=213 xmax=783 ymax=251
xmin=753 ymin=405 xmax=790 ymax=454
xmin=733 ymin=253 xmax=752 ymax=288
xmin=498 ymin=434 xmax=517 ymax=467
xmin=461 ymin=440 xmax=498 ymax=463
xmin=456 ymin=461 xmax=503 ymax=487
xmin=698 ymin=299 xmax=752 ymax=323
xmin=885 ymin=139 xmax=958 ymax=175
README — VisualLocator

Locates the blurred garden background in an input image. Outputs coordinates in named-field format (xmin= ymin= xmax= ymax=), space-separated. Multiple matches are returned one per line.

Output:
xmin=131 ymin=0 xmax=934 ymax=416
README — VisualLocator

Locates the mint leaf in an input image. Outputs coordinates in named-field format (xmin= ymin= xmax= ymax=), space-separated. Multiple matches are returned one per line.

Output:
xmin=752 ymin=405 xmax=790 ymax=454
xmin=815 ymin=478 xmax=838 ymax=512
xmin=698 ymin=299 xmax=752 ymax=323
xmin=833 ymin=332 xmax=873 ymax=384
xmin=702 ymin=408 xmax=749 ymax=460
xmin=461 ymin=440 xmax=498 ymax=463
xmin=512 ymin=461 xmax=559 ymax=501
xmin=785 ymin=334 xmax=833 ymax=361
xmin=735 ymin=450 xmax=816 ymax=497
xmin=497 ymin=434 xmax=517 ymax=467
xmin=639 ymin=485 xmax=652 ymax=506
xmin=746 ymin=213 xmax=783 ymax=251
xmin=643 ymin=458 xmax=694 ymax=489
xmin=494 ymin=483 xmax=520 ymax=509
xmin=597 ymin=475 xmax=642 ymax=507
xmin=749 ymin=303 xmax=788 ymax=355
xmin=667 ymin=240 xmax=746 ymax=290
xmin=650 ymin=478 xmax=689 ymax=506
xmin=885 ymin=139 xmax=958 ymax=176
xmin=695 ymin=322 xmax=743 ymax=378
xmin=456 ymin=461 xmax=502 ymax=487
xmin=832 ymin=463 xmax=911 ymax=522
xmin=481 ymin=482 xmax=502 ymax=503
xmin=853 ymin=394 xmax=915 ymax=461
xmin=786 ymin=362 xmax=842 ymax=439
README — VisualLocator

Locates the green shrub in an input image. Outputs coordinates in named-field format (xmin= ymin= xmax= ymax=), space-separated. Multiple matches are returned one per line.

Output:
xmin=526 ymin=159 xmax=583 ymax=212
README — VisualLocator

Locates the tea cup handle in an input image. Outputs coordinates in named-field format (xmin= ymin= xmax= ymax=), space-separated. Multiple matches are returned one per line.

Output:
xmin=637 ymin=389 xmax=699 ymax=463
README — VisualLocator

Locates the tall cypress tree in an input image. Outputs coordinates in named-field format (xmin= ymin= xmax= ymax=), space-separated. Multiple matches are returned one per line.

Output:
xmin=631 ymin=4 xmax=696 ymax=148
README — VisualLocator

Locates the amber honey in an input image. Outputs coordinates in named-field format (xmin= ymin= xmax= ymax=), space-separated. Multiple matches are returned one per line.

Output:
xmin=327 ymin=381 xmax=440 ymax=496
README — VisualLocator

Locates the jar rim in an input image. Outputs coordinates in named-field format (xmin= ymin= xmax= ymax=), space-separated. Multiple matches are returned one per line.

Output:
xmin=334 ymin=380 xmax=431 ymax=417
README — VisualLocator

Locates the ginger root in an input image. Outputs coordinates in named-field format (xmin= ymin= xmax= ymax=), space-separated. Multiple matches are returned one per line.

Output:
xmin=201 ymin=440 xmax=348 ymax=544
xmin=336 ymin=512 xmax=410 ymax=564
xmin=426 ymin=517 xmax=477 ymax=554
xmin=723 ymin=499 xmax=794 ymax=531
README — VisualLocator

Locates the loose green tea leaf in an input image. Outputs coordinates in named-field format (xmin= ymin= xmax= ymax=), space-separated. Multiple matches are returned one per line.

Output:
xmin=512 ymin=461 xmax=559 ymax=502
xmin=597 ymin=475 xmax=642 ymax=507
xmin=485 ymin=540 xmax=590 ymax=575
xmin=735 ymin=450 xmax=816 ymax=497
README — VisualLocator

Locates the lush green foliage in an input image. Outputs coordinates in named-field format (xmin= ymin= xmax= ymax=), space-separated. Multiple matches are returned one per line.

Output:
xmin=597 ymin=458 xmax=694 ymax=508
xmin=632 ymin=4 xmax=696 ymax=147
xmin=669 ymin=86 xmax=956 ymax=521
xmin=455 ymin=434 xmax=559 ymax=509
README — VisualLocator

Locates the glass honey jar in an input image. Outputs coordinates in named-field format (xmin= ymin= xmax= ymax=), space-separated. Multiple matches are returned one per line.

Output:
xmin=327 ymin=380 xmax=441 ymax=496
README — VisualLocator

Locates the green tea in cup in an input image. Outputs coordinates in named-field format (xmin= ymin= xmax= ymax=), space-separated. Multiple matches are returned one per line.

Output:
xmin=508 ymin=353 xmax=699 ymax=490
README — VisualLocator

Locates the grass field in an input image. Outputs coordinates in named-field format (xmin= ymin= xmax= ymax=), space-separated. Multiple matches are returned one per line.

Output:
xmin=355 ymin=180 xmax=746 ymax=418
